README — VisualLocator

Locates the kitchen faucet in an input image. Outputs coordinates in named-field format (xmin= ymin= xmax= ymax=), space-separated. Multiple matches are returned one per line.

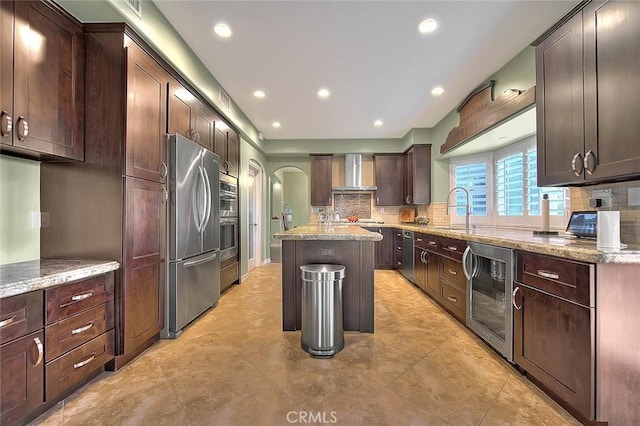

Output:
xmin=446 ymin=186 xmax=471 ymax=233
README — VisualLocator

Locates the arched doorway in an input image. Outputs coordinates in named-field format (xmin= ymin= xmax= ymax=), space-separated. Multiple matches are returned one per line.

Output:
xmin=248 ymin=160 xmax=263 ymax=271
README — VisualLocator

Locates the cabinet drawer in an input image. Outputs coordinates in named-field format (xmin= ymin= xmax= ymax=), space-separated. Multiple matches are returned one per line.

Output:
xmin=439 ymin=237 xmax=466 ymax=261
xmin=421 ymin=234 xmax=440 ymax=253
xmin=440 ymin=257 xmax=465 ymax=289
xmin=45 ymin=301 xmax=114 ymax=361
xmin=0 ymin=291 xmax=43 ymax=344
xmin=516 ymin=251 xmax=593 ymax=306
xmin=221 ymin=261 xmax=238 ymax=288
xmin=46 ymin=329 xmax=114 ymax=401
xmin=441 ymin=281 xmax=465 ymax=322
xmin=46 ymin=273 xmax=114 ymax=324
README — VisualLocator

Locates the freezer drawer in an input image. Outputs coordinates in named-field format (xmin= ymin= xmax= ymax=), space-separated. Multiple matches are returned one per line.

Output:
xmin=167 ymin=251 xmax=220 ymax=337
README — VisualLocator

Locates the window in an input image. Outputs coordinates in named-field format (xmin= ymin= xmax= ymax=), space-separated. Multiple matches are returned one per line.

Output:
xmin=449 ymin=136 xmax=568 ymax=229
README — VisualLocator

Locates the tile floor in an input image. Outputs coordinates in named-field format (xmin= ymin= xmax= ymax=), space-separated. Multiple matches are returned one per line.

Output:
xmin=34 ymin=264 xmax=579 ymax=425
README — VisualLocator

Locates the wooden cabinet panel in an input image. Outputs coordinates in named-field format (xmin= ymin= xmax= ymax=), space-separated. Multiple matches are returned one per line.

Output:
xmin=45 ymin=274 xmax=114 ymax=324
xmin=45 ymin=301 xmax=114 ymax=362
xmin=123 ymin=177 xmax=166 ymax=353
xmin=1 ymin=1 xmax=84 ymax=160
xmin=46 ymin=329 xmax=114 ymax=401
xmin=310 ymin=154 xmax=333 ymax=206
xmin=583 ymin=1 xmax=640 ymax=181
xmin=373 ymin=154 xmax=404 ymax=206
xmin=226 ymin=131 xmax=239 ymax=177
xmin=439 ymin=257 xmax=465 ymax=290
xmin=192 ymin=103 xmax=216 ymax=152
xmin=513 ymin=283 xmax=593 ymax=420
xmin=440 ymin=280 xmax=465 ymax=322
xmin=439 ymin=236 xmax=466 ymax=262
xmin=424 ymin=250 xmax=440 ymax=299
xmin=0 ymin=290 xmax=42 ymax=344
xmin=394 ymin=230 xmax=403 ymax=270
xmin=220 ymin=261 xmax=239 ymax=293
xmin=363 ymin=227 xmax=394 ymax=270
xmin=404 ymin=145 xmax=431 ymax=205
xmin=214 ymin=121 xmax=239 ymax=177
xmin=536 ymin=12 xmax=585 ymax=186
xmin=168 ymin=79 xmax=216 ymax=151
xmin=0 ymin=330 xmax=44 ymax=425
xmin=124 ymin=38 xmax=168 ymax=183
xmin=414 ymin=246 xmax=427 ymax=291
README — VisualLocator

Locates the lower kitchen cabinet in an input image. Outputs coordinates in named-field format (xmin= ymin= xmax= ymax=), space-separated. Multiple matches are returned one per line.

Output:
xmin=364 ymin=227 xmax=395 ymax=270
xmin=394 ymin=230 xmax=403 ymax=270
xmin=413 ymin=233 xmax=439 ymax=296
xmin=514 ymin=251 xmax=594 ymax=421
xmin=221 ymin=257 xmax=239 ymax=293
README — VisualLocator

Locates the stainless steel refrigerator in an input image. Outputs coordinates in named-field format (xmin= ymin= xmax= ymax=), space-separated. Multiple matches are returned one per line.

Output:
xmin=164 ymin=134 xmax=220 ymax=338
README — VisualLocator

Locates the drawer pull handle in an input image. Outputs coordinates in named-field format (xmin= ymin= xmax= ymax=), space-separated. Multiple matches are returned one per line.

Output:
xmin=448 ymin=269 xmax=457 ymax=275
xmin=416 ymin=238 xmax=423 ymax=242
xmin=537 ymin=270 xmax=559 ymax=280
xmin=397 ymin=246 xmax=402 ymax=250
xmin=428 ymin=241 xmax=437 ymax=245
xmin=512 ymin=287 xmax=522 ymax=310
xmin=0 ymin=315 xmax=16 ymax=328
xmin=74 ymin=353 xmax=96 ymax=369
xmin=71 ymin=322 xmax=94 ymax=335
xmin=446 ymin=246 xmax=457 ymax=251
xmin=71 ymin=292 xmax=94 ymax=302
xmin=447 ymin=295 xmax=457 ymax=303
xmin=16 ymin=116 xmax=28 ymax=141
xmin=34 ymin=337 xmax=43 ymax=367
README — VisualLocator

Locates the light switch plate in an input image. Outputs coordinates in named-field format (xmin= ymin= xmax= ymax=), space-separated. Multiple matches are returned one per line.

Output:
xmin=629 ymin=187 xmax=640 ymax=206
xmin=29 ymin=211 xmax=41 ymax=228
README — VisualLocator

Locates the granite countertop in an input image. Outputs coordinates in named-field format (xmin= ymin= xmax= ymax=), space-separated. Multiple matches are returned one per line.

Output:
xmin=274 ymin=224 xmax=383 ymax=241
xmin=0 ymin=259 xmax=120 ymax=299
xmin=371 ymin=223 xmax=640 ymax=264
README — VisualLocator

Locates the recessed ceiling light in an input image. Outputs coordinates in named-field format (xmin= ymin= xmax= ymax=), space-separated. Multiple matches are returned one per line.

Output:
xmin=318 ymin=88 xmax=330 ymax=99
xmin=431 ymin=86 xmax=444 ymax=96
xmin=272 ymin=121 xmax=281 ymax=128
xmin=418 ymin=18 xmax=438 ymax=34
xmin=374 ymin=120 xmax=383 ymax=127
xmin=254 ymin=90 xmax=266 ymax=98
xmin=214 ymin=23 xmax=232 ymax=38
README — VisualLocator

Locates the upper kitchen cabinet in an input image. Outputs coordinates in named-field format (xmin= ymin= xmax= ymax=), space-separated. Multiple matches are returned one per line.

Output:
xmin=124 ymin=37 xmax=168 ymax=183
xmin=536 ymin=1 xmax=640 ymax=186
xmin=214 ymin=119 xmax=239 ymax=177
xmin=168 ymin=78 xmax=215 ymax=152
xmin=373 ymin=154 xmax=404 ymax=206
xmin=310 ymin=154 xmax=333 ymax=206
xmin=404 ymin=144 xmax=432 ymax=205
xmin=0 ymin=0 xmax=84 ymax=161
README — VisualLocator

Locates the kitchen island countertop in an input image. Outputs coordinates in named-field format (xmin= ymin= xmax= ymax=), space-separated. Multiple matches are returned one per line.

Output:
xmin=274 ymin=224 xmax=383 ymax=241
xmin=0 ymin=259 xmax=120 ymax=299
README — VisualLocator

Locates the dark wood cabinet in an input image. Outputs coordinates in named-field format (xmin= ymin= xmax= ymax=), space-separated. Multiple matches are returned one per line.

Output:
xmin=0 ymin=0 xmax=84 ymax=161
xmin=537 ymin=1 xmax=640 ymax=186
xmin=394 ymin=229 xmax=403 ymax=270
xmin=0 ymin=291 xmax=44 ymax=425
xmin=373 ymin=154 xmax=404 ymax=206
xmin=404 ymin=145 xmax=431 ymax=205
xmin=514 ymin=251 xmax=594 ymax=421
xmin=414 ymin=233 xmax=440 ymax=298
xmin=124 ymin=38 xmax=168 ymax=183
xmin=168 ymin=78 xmax=216 ymax=152
xmin=310 ymin=154 xmax=333 ymax=206
xmin=41 ymin=26 xmax=170 ymax=370
xmin=123 ymin=177 xmax=166 ymax=354
xmin=363 ymin=227 xmax=395 ymax=270
xmin=214 ymin=120 xmax=239 ymax=177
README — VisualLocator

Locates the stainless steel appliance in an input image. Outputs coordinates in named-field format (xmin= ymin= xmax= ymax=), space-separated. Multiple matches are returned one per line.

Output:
xmin=220 ymin=217 xmax=238 ymax=261
xmin=463 ymin=242 xmax=514 ymax=361
xmin=401 ymin=230 xmax=415 ymax=282
xmin=220 ymin=173 xmax=238 ymax=217
xmin=165 ymin=134 xmax=220 ymax=338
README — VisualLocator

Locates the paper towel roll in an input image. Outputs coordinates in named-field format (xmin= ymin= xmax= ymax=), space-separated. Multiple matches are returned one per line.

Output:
xmin=541 ymin=194 xmax=550 ymax=232
xmin=597 ymin=211 xmax=621 ymax=250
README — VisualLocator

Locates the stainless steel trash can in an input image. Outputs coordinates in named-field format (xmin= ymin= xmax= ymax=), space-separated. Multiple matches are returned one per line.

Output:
xmin=300 ymin=264 xmax=345 ymax=357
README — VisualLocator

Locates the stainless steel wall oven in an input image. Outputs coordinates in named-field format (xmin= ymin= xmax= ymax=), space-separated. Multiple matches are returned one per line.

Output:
xmin=220 ymin=217 xmax=238 ymax=261
xmin=463 ymin=242 xmax=514 ymax=362
xmin=220 ymin=173 xmax=238 ymax=218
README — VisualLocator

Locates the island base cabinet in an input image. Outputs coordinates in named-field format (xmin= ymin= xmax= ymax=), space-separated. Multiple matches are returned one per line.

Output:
xmin=0 ymin=330 xmax=44 ymax=425
xmin=513 ymin=284 xmax=594 ymax=421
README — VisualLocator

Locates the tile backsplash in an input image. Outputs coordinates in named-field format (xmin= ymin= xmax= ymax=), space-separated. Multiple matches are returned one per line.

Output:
xmin=571 ymin=180 xmax=640 ymax=244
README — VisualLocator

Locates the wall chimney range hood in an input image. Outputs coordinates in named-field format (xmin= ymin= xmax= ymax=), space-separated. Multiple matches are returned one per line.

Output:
xmin=332 ymin=154 xmax=377 ymax=191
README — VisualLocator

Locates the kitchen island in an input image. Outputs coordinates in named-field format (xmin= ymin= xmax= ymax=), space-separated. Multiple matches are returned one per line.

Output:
xmin=274 ymin=224 xmax=382 ymax=332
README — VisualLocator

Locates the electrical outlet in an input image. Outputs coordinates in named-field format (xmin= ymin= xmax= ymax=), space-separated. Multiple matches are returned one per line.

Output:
xmin=591 ymin=189 xmax=613 ymax=209
xmin=29 ymin=211 xmax=41 ymax=228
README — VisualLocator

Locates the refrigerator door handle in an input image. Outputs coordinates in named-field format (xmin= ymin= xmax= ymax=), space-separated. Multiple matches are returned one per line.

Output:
xmin=184 ymin=252 xmax=218 ymax=268
xmin=197 ymin=166 xmax=208 ymax=232
xmin=202 ymin=166 xmax=212 ymax=229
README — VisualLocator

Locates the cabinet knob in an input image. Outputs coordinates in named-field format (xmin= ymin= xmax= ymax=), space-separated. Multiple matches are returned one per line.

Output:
xmin=0 ymin=110 xmax=12 ymax=137
xmin=16 ymin=116 xmax=28 ymax=141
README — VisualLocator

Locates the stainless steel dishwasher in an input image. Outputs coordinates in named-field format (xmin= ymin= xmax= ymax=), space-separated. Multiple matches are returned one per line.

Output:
xmin=401 ymin=230 xmax=415 ymax=282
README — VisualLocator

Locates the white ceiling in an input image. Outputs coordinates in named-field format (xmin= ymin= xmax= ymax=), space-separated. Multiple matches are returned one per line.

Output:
xmin=152 ymin=1 xmax=577 ymax=141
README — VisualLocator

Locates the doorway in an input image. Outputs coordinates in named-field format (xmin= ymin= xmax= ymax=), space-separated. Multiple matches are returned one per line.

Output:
xmin=248 ymin=161 xmax=263 ymax=271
